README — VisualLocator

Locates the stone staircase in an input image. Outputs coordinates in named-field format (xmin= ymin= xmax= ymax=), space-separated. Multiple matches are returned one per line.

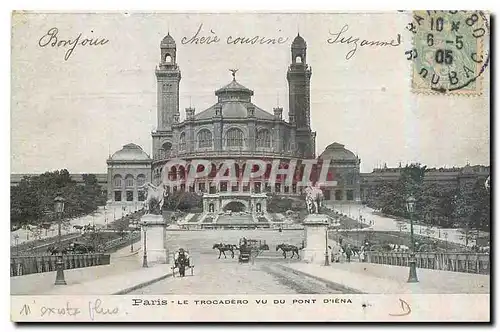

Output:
xmin=216 ymin=213 xmax=253 ymax=224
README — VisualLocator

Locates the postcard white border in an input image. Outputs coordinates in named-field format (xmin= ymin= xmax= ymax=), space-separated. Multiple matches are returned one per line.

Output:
xmin=4 ymin=0 xmax=498 ymax=330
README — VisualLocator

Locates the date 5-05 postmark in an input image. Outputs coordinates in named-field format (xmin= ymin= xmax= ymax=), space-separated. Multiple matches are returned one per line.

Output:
xmin=406 ymin=11 xmax=490 ymax=95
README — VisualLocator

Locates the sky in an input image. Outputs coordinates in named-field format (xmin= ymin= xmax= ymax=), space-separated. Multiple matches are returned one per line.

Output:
xmin=10 ymin=12 xmax=490 ymax=174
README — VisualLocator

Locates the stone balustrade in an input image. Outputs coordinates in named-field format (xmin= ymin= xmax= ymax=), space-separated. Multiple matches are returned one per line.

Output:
xmin=153 ymin=149 xmax=299 ymax=161
xmin=366 ymin=251 xmax=490 ymax=275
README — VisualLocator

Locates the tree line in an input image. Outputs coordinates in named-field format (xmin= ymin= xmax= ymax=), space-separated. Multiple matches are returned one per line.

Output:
xmin=364 ymin=164 xmax=490 ymax=232
xmin=11 ymin=169 xmax=107 ymax=228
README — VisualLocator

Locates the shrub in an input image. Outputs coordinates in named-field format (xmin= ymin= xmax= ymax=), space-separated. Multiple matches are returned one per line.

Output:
xmin=164 ymin=192 xmax=203 ymax=212
xmin=267 ymin=195 xmax=306 ymax=213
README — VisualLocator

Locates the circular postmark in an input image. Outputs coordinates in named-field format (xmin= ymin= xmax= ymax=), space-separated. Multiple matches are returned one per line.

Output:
xmin=406 ymin=10 xmax=490 ymax=94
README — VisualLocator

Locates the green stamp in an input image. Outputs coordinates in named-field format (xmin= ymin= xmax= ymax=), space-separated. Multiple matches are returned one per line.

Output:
xmin=406 ymin=11 xmax=490 ymax=94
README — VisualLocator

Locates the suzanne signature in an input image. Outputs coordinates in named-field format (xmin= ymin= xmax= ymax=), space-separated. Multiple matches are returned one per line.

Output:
xmin=327 ymin=24 xmax=401 ymax=60
xmin=38 ymin=27 xmax=109 ymax=61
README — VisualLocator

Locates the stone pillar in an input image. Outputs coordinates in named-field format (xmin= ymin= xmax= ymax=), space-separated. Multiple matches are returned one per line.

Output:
xmin=301 ymin=214 xmax=329 ymax=264
xmin=139 ymin=214 xmax=169 ymax=266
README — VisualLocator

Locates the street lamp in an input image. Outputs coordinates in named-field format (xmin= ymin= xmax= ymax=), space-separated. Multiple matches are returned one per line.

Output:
xmin=54 ymin=195 xmax=67 ymax=285
xmin=406 ymin=195 xmax=418 ymax=283
xmin=324 ymin=226 xmax=330 ymax=266
xmin=129 ymin=222 xmax=136 ymax=253
xmin=142 ymin=221 xmax=148 ymax=268
xmin=104 ymin=205 xmax=107 ymax=228
xmin=14 ymin=234 xmax=19 ymax=255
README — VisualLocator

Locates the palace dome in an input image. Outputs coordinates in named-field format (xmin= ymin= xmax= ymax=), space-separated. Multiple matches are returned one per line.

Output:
xmin=194 ymin=76 xmax=274 ymax=120
xmin=215 ymin=79 xmax=254 ymax=96
xmin=110 ymin=143 xmax=151 ymax=161
xmin=319 ymin=142 xmax=358 ymax=162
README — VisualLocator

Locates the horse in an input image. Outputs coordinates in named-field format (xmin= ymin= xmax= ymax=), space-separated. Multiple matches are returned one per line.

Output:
xmin=141 ymin=182 xmax=168 ymax=213
xmin=304 ymin=185 xmax=325 ymax=214
xmin=260 ymin=243 xmax=270 ymax=251
xmin=276 ymin=243 xmax=300 ymax=259
xmin=212 ymin=243 xmax=237 ymax=259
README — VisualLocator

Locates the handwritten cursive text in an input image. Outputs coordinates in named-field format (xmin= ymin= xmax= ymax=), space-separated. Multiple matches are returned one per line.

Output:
xmin=88 ymin=299 xmax=119 ymax=321
xmin=327 ymin=24 xmax=401 ymax=60
xmin=40 ymin=302 xmax=81 ymax=317
xmin=389 ymin=298 xmax=412 ymax=316
xmin=38 ymin=27 xmax=109 ymax=61
xmin=181 ymin=24 xmax=288 ymax=46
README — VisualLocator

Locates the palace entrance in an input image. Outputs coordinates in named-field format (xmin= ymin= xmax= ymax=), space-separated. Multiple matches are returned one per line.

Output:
xmin=223 ymin=201 xmax=246 ymax=212
xmin=202 ymin=192 xmax=268 ymax=215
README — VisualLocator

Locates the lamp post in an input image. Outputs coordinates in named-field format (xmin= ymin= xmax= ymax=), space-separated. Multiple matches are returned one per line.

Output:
xmin=54 ymin=195 xmax=67 ymax=285
xmin=324 ymin=226 xmax=330 ymax=266
xmin=104 ymin=205 xmax=107 ymax=229
xmin=14 ymin=234 xmax=19 ymax=255
xmin=129 ymin=222 xmax=135 ymax=253
xmin=406 ymin=195 xmax=418 ymax=283
xmin=142 ymin=221 xmax=148 ymax=268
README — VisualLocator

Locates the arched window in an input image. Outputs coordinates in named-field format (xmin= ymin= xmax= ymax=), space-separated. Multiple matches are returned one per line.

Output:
xmin=113 ymin=175 xmax=122 ymax=188
xmin=295 ymin=55 xmax=302 ymax=63
xmin=256 ymin=129 xmax=271 ymax=148
xmin=162 ymin=142 xmax=172 ymax=157
xmin=298 ymin=142 xmax=307 ymax=157
xmin=165 ymin=53 xmax=172 ymax=63
xmin=179 ymin=132 xmax=186 ymax=150
xmin=137 ymin=174 xmax=146 ymax=187
xmin=125 ymin=174 xmax=134 ymax=187
xmin=197 ymin=129 xmax=213 ymax=148
xmin=226 ymin=128 xmax=244 ymax=147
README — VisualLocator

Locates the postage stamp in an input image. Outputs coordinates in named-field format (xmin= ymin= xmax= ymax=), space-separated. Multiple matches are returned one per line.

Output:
xmin=10 ymin=11 xmax=490 ymax=322
xmin=408 ymin=10 xmax=490 ymax=95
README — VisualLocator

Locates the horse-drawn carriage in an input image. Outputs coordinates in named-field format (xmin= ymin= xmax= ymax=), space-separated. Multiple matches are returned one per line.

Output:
xmin=238 ymin=238 xmax=269 ymax=263
xmin=47 ymin=241 xmax=95 ymax=255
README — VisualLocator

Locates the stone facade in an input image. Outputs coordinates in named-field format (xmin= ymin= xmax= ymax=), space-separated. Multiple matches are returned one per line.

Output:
xmin=317 ymin=142 xmax=361 ymax=203
xmin=106 ymin=143 xmax=152 ymax=207
xmin=359 ymin=164 xmax=490 ymax=203
xmin=147 ymin=33 xmax=317 ymax=212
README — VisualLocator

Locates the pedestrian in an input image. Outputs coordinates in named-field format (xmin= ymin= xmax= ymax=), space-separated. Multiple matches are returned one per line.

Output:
xmin=331 ymin=243 xmax=342 ymax=263
xmin=359 ymin=248 xmax=365 ymax=262
xmin=345 ymin=244 xmax=353 ymax=263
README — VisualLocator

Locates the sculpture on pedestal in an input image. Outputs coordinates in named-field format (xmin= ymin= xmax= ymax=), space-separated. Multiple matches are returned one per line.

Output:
xmin=142 ymin=182 xmax=168 ymax=215
xmin=304 ymin=185 xmax=324 ymax=214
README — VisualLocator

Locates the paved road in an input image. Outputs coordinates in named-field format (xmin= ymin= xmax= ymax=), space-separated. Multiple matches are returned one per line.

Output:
xmin=11 ymin=241 xmax=142 ymax=295
xmin=131 ymin=254 xmax=345 ymax=295
xmin=11 ymin=205 xmax=142 ymax=247
xmin=325 ymin=203 xmax=477 ymax=246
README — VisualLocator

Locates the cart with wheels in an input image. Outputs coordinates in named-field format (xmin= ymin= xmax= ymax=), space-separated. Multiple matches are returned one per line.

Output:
xmin=172 ymin=252 xmax=194 ymax=277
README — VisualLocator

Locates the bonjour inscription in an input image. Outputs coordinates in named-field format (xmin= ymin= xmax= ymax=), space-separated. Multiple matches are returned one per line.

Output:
xmin=37 ymin=23 xmax=403 ymax=62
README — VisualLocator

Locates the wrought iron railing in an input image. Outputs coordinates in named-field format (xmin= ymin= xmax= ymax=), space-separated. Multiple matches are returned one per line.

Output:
xmin=10 ymin=253 xmax=111 ymax=277
xmin=101 ymin=232 xmax=141 ymax=252
xmin=366 ymin=251 xmax=490 ymax=275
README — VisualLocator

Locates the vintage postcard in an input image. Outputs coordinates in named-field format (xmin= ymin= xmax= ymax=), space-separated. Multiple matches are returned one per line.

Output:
xmin=10 ymin=11 xmax=490 ymax=322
